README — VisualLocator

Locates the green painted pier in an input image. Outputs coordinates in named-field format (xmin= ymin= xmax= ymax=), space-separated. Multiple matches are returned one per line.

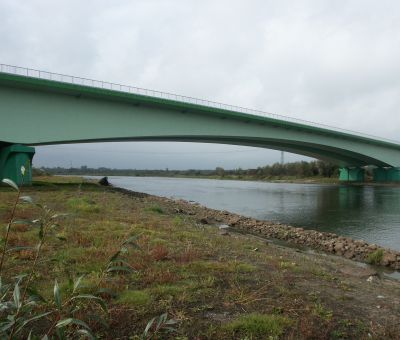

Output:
xmin=1 ymin=64 xmax=400 ymax=185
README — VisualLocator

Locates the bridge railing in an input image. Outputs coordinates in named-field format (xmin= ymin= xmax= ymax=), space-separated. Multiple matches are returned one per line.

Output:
xmin=1 ymin=63 xmax=399 ymax=145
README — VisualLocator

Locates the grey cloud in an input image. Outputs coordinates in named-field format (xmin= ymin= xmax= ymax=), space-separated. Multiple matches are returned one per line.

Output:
xmin=0 ymin=0 xmax=399 ymax=169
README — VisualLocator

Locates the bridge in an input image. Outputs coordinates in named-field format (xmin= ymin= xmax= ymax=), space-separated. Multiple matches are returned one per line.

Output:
xmin=1 ymin=64 xmax=400 ymax=185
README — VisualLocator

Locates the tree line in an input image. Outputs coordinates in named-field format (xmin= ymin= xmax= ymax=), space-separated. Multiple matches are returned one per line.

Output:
xmin=37 ymin=160 xmax=339 ymax=179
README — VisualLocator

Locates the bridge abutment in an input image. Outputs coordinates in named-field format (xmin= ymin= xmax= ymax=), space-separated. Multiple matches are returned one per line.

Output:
xmin=373 ymin=167 xmax=400 ymax=182
xmin=0 ymin=144 xmax=35 ymax=185
xmin=339 ymin=167 xmax=365 ymax=182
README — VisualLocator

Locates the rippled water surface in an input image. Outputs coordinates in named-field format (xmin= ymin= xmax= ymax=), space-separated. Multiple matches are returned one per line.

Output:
xmin=99 ymin=176 xmax=400 ymax=251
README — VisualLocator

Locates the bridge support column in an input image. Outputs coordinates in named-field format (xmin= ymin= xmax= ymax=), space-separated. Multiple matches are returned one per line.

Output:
xmin=339 ymin=167 xmax=365 ymax=182
xmin=373 ymin=167 xmax=400 ymax=182
xmin=0 ymin=145 xmax=35 ymax=185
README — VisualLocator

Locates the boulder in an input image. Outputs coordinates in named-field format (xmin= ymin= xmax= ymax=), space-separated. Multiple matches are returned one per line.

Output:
xmin=382 ymin=252 xmax=397 ymax=266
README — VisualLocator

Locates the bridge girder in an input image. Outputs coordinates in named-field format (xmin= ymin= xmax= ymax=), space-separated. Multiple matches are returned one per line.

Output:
xmin=0 ymin=71 xmax=400 ymax=171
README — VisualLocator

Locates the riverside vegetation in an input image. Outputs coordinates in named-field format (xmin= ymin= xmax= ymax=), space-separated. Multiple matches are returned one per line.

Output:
xmin=37 ymin=160 xmax=341 ymax=183
xmin=0 ymin=175 xmax=399 ymax=339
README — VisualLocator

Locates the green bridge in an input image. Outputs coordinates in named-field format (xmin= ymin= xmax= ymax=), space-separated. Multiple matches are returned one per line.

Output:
xmin=1 ymin=64 xmax=400 ymax=185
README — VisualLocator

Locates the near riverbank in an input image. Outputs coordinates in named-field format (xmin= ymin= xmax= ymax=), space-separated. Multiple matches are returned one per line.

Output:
xmin=134 ymin=189 xmax=400 ymax=271
xmin=0 ymin=176 xmax=399 ymax=339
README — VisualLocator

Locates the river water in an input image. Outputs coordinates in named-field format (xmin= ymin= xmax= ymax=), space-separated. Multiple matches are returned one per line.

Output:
xmin=101 ymin=176 xmax=400 ymax=251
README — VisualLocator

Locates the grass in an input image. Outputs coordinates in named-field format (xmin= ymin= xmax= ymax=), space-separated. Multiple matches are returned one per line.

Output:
xmin=0 ymin=176 xmax=398 ymax=338
xmin=67 ymin=196 xmax=100 ymax=213
xmin=224 ymin=313 xmax=292 ymax=339
xmin=117 ymin=290 xmax=152 ymax=307
xmin=146 ymin=204 xmax=164 ymax=214
xmin=366 ymin=248 xmax=384 ymax=264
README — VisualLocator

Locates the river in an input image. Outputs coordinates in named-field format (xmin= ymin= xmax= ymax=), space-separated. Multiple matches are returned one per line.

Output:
xmin=98 ymin=176 xmax=400 ymax=251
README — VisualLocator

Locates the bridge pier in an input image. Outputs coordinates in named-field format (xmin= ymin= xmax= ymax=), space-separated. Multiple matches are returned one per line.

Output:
xmin=339 ymin=167 xmax=365 ymax=182
xmin=373 ymin=167 xmax=400 ymax=182
xmin=0 ymin=144 xmax=35 ymax=185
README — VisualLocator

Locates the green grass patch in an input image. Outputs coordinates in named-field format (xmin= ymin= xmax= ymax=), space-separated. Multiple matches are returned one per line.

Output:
xmin=224 ymin=313 xmax=292 ymax=339
xmin=367 ymin=249 xmax=384 ymax=264
xmin=149 ymin=284 xmax=184 ymax=298
xmin=117 ymin=290 xmax=152 ymax=307
xmin=145 ymin=205 xmax=164 ymax=214
xmin=67 ymin=197 xmax=100 ymax=213
xmin=235 ymin=262 xmax=257 ymax=273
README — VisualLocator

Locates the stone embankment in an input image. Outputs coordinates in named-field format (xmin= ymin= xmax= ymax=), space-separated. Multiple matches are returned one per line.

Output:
xmin=158 ymin=197 xmax=400 ymax=270
xmin=110 ymin=186 xmax=400 ymax=270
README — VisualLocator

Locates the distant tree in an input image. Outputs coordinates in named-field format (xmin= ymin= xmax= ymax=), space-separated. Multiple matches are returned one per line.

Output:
xmin=215 ymin=167 xmax=225 ymax=177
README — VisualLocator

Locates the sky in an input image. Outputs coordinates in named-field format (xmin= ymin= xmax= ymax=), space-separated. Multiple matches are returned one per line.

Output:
xmin=1 ymin=0 xmax=400 ymax=169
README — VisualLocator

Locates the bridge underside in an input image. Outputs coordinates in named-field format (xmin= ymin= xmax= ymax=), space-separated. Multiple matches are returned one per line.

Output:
xmin=1 ymin=137 xmax=400 ymax=184
xmin=1 ymin=71 xmax=400 ymax=184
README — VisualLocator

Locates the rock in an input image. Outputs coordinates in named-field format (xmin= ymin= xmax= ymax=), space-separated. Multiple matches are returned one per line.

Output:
xmin=219 ymin=224 xmax=230 ymax=229
xmin=98 ymin=176 xmax=109 ymax=186
xmin=344 ymin=251 xmax=355 ymax=259
xmin=335 ymin=242 xmax=345 ymax=252
xmin=382 ymin=252 xmax=396 ymax=266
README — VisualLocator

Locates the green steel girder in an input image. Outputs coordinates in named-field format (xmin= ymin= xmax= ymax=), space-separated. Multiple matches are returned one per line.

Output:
xmin=1 ymin=71 xmax=400 ymax=168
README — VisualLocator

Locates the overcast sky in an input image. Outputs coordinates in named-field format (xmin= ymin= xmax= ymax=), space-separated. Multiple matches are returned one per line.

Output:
xmin=1 ymin=0 xmax=399 ymax=169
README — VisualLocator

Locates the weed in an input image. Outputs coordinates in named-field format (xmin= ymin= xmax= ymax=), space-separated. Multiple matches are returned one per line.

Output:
xmin=142 ymin=312 xmax=178 ymax=339
xmin=312 ymin=302 xmax=333 ymax=321
xmin=151 ymin=244 xmax=169 ymax=261
xmin=367 ymin=249 xmax=384 ymax=264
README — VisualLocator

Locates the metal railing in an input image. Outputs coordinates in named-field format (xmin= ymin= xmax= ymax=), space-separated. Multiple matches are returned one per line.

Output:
xmin=1 ymin=63 xmax=398 ymax=145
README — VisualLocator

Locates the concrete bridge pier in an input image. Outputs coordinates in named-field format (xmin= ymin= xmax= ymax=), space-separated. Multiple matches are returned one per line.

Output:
xmin=373 ymin=167 xmax=400 ymax=182
xmin=0 ymin=144 xmax=35 ymax=185
xmin=339 ymin=167 xmax=365 ymax=182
